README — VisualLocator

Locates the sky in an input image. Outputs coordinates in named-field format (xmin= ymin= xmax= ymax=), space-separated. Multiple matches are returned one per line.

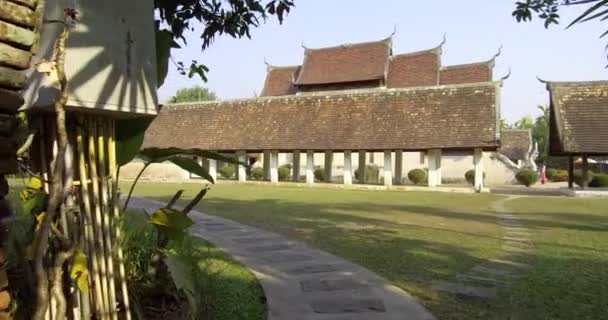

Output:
xmin=159 ymin=0 xmax=608 ymax=123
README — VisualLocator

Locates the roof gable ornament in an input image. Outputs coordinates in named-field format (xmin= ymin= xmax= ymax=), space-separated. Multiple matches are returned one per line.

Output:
xmin=537 ymin=76 xmax=550 ymax=89
xmin=499 ymin=68 xmax=511 ymax=86
xmin=264 ymin=57 xmax=272 ymax=71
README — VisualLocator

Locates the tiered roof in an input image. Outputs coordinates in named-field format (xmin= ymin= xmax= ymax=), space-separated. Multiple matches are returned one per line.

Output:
xmin=261 ymin=36 xmax=499 ymax=96
xmin=547 ymin=81 xmax=608 ymax=155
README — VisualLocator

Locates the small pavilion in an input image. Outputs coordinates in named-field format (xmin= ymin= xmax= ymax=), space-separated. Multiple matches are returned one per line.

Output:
xmin=545 ymin=80 xmax=608 ymax=189
xmin=144 ymin=36 xmax=508 ymax=191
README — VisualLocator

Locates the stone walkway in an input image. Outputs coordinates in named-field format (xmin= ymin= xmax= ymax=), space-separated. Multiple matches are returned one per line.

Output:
xmin=128 ymin=197 xmax=435 ymax=320
xmin=432 ymin=196 xmax=533 ymax=299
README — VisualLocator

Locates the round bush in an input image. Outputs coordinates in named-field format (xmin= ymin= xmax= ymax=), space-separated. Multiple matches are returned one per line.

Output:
xmin=515 ymin=169 xmax=539 ymax=187
xmin=547 ymin=169 xmax=569 ymax=182
xmin=408 ymin=169 xmax=427 ymax=185
xmin=465 ymin=170 xmax=486 ymax=185
xmin=589 ymin=173 xmax=608 ymax=188
xmin=250 ymin=167 xmax=264 ymax=180
xmin=278 ymin=166 xmax=291 ymax=181
xmin=573 ymin=169 xmax=594 ymax=187
xmin=314 ymin=166 xmax=326 ymax=182
xmin=219 ymin=164 xmax=235 ymax=179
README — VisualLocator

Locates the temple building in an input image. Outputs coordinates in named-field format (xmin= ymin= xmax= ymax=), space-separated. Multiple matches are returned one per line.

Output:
xmin=130 ymin=36 xmax=529 ymax=188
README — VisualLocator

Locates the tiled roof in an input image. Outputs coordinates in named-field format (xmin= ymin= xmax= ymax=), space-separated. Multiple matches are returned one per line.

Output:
xmin=294 ymin=38 xmax=392 ymax=85
xmin=548 ymin=81 xmax=608 ymax=155
xmin=499 ymin=129 xmax=531 ymax=160
xmin=387 ymin=49 xmax=440 ymax=88
xmin=440 ymin=61 xmax=493 ymax=85
xmin=143 ymin=83 xmax=500 ymax=152
xmin=260 ymin=65 xmax=300 ymax=97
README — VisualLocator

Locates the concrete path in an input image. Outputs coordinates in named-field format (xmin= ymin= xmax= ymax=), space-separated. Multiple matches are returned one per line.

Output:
xmin=432 ymin=196 xmax=533 ymax=299
xmin=128 ymin=197 xmax=435 ymax=320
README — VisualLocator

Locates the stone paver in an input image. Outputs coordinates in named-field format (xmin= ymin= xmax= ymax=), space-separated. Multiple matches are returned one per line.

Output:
xmin=128 ymin=197 xmax=435 ymax=320
xmin=433 ymin=196 xmax=533 ymax=299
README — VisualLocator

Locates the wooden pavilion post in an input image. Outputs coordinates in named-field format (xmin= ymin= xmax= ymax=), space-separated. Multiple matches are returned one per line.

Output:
xmin=568 ymin=155 xmax=574 ymax=189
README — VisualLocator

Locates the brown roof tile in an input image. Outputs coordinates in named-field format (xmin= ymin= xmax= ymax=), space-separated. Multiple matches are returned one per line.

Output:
xmin=499 ymin=129 xmax=531 ymax=160
xmin=294 ymin=39 xmax=391 ymax=85
xmin=548 ymin=81 xmax=608 ymax=155
xmin=440 ymin=61 xmax=493 ymax=85
xmin=387 ymin=49 xmax=440 ymax=88
xmin=260 ymin=66 xmax=300 ymax=97
xmin=144 ymin=83 xmax=500 ymax=152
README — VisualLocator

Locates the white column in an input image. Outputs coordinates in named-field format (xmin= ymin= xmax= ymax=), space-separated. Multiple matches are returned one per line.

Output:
xmin=435 ymin=149 xmax=442 ymax=186
xmin=263 ymin=150 xmax=270 ymax=181
xmin=384 ymin=151 xmax=393 ymax=186
xmin=428 ymin=149 xmax=438 ymax=187
xmin=343 ymin=151 xmax=353 ymax=185
xmin=208 ymin=158 xmax=217 ymax=183
xmin=324 ymin=151 xmax=333 ymax=182
xmin=237 ymin=151 xmax=247 ymax=182
xmin=269 ymin=150 xmax=279 ymax=183
xmin=474 ymin=148 xmax=484 ymax=192
xmin=306 ymin=150 xmax=314 ymax=185
xmin=358 ymin=151 xmax=366 ymax=184
xmin=292 ymin=150 xmax=301 ymax=182
xmin=394 ymin=151 xmax=403 ymax=185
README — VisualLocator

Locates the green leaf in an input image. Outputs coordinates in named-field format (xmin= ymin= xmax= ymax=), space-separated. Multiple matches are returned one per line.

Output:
xmin=139 ymin=147 xmax=246 ymax=166
xmin=23 ymin=191 xmax=46 ymax=215
xmin=567 ymin=0 xmax=608 ymax=28
xmin=163 ymin=253 xmax=198 ymax=315
xmin=156 ymin=29 xmax=174 ymax=88
xmin=148 ymin=208 xmax=194 ymax=232
xmin=116 ymin=117 xmax=154 ymax=166
xmin=70 ymin=250 xmax=89 ymax=294
xmin=168 ymin=157 xmax=214 ymax=183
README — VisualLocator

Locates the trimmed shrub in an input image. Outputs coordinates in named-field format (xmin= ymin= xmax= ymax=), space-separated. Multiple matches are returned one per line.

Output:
xmin=281 ymin=163 xmax=292 ymax=170
xmin=408 ymin=169 xmax=427 ymax=185
xmin=464 ymin=170 xmax=486 ymax=185
xmin=219 ymin=164 xmax=235 ymax=179
xmin=250 ymin=167 xmax=264 ymax=180
xmin=314 ymin=166 xmax=326 ymax=182
xmin=573 ymin=169 xmax=594 ymax=187
xmin=278 ymin=165 xmax=291 ymax=181
xmin=589 ymin=173 xmax=608 ymax=188
xmin=515 ymin=169 xmax=539 ymax=187
xmin=547 ymin=168 xmax=569 ymax=182
xmin=354 ymin=164 xmax=380 ymax=183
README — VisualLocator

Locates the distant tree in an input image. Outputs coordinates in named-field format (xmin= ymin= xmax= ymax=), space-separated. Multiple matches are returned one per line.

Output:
xmin=168 ymin=86 xmax=217 ymax=103
xmin=513 ymin=0 xmax=608 ymax=64
xmin=514 ymin=116 xmax=535 ymax=130
xmin=533 ymin=105 xmax=550 ymax=164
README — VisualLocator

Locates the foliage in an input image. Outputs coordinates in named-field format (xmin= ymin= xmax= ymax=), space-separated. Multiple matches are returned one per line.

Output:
xmin=354 ymin=165 xmax=380 ymax=184
xmin=250 ymin=167 xmax=264 ymax=180
xmin=589 ymin=173 xmax=608 ymax=187
xmin=408 ymin=169 xmax=427 ymax=185
xmin=155 ymin=0 xmax=294 ymax=83
xmin=516 ymin=169 xmax=540 ymax=187
xmin=219 ymin=164 xmax=235 ymax=179
xmin=278 ymin=164 xmax=291 ymax=181
xmin=546 ymin=168 xmax=569 ymax=182
xmin=314 ymin=166 xmax=326 ymax=182
xmin=573 ymin=169 xmax=594 ymax=187
xmin=513 ymin=0 xmax=608 ymax=64
xmin=168 ymin=86 xmax=217 ymax=104
xmin=464 ymin=170 xmax=486 ymax=185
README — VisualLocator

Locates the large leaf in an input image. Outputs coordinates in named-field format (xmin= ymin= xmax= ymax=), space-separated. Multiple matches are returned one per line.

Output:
xmin=115 ymin=117 xmax=154 ymax=166
xmin=139 ymin=147 xmax=246 ymax=166
xmin=148 ymin=208 xmax=194 ymax=231
xmin=168 ymin=157 xmax=214 ymax=184
xmin=163 ymin=252 xmax=198 ymax=315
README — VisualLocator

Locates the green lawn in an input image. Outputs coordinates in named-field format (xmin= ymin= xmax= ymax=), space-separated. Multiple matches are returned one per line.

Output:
xmin=127 ymin=182 xmax=608 ymax=320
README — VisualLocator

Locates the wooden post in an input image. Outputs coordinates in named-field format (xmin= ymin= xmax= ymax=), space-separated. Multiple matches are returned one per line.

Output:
xmin=568 ymin=155 xmax=574 ymax=189
xmin=436 ymin=149 xmax=442 ymax=186
xmin=292 ymin=151 xmax=300 ymax=182
xmin=427 ymin=150 xmax=437 ymax=187
xmin=358 ymin=151 xmax=366 ymax=184
xmin=208 ymin=158 xmax=217 ymax=183
xmin=582 ymin=154 xmax=589 ymax=190
xmin=343 ymin=151 xmax=353 ymax=185
xmin=474 ymin=148 xmax=484 ymax=192
xmin=324 ymin=151 xmax=333 ymax=183
xmin=263 ymin=150 xmax=270 ymax=181
xmin=394 ymin=150 xmax=403 ymax=185
xmin=270 ymin=150 xmax=279 ymax=183
xmin=384 ymin=151 xmax=393 ymax=186
xmin=306 ymin=150 xmax=314 ymax=185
